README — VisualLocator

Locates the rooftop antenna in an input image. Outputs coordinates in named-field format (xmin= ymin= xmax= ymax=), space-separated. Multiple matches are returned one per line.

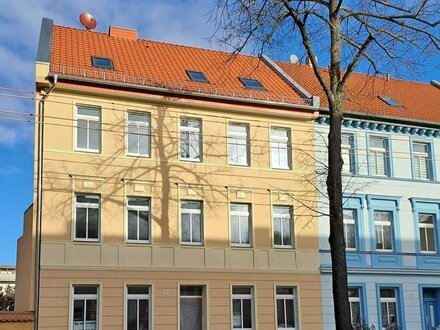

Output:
xmin=79 ymin=12 xmax=97 ymax=30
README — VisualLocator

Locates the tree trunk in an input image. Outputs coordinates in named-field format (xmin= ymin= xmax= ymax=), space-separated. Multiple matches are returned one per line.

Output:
xmin=326 ymin=108 xmax=351 ymax=330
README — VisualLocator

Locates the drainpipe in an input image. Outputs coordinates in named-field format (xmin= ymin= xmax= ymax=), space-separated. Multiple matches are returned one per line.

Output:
xmin=34 ymin=74 xmax=57 ymax=330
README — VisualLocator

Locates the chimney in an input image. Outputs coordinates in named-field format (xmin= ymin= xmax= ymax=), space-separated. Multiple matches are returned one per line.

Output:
xmin=430 ymin=80 xmax=440 ymax=89
xmin=108 ymin=26 xmax=137 ymax=40
xmin=386 ymin=73 xmax=391 ymax=82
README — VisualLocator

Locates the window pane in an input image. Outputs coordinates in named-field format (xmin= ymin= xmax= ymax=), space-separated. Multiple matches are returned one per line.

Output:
xmin=128 ymin=197 xmax=149 ymax=207
xmin=285 ymin=298 xmax=295 ymax=327
xmin=192 ymin=214 xmax=201 ymax=242
xmin=345 ymin=223 xmax=356 ymax=249
xmin=232 ymin=299 xmax=242 ymax=328
xmin=127 ymin=286 xmax=149 ymax=295
xmin=139 ymin=299 xmax=149 ymax=330
xmin=381 ymin=288 xmax=395 ymax=298
xmin=351 ymin=301 xmax=360 ymax=324
xmin=127 ymin=299 xmax=137 ymax=330
xmin=127 ymin=125 xmax=138 ymax=154
xmin=73 ymin=300 xmax=84 ymax=322
xmin=89 ymin=121 xmax=100 ymax=151
xmin=86 ymin=299 xmax=97 ymax=321
xmin=78 ymin=108 xmax=100 ymax=117
xmin=76 ymin=208 xmax=87 ymax=239
xmin=139 ymin=211 xmax=149 ymax=241
xmin=274 ymin=217 xmax=281 ymax=246
xmin=88 ymin=208 xmax=99 ymax=239
xmin=181 ymin=214 xmax=191 ymax=242
xmin=77 ymin=120 xmax=88 ymax=149
xmin=240 ymin=218 xmax=249 ymax=244
xmin=233 ymin=287 xmax=251 ymax=295
xmin=231 ymin=216 xmax=240 ymax=244
xmin=276 ymin=299 xmax=285 ymax=327
xmin=427 ymin=228 xmax=435 ymax=252
xmin=383 ymin=225 xmax=392 ymax=250
xmin=139 ymin=125 xmax=150 ymax=155
xmin=74 ymin=286 xmax=97 ymax=295
xmin=282 ymin=217 xmax=291 ymax=245
xmin=242 ymin=299 xmax=252 ymax=328
xmin=180 ymin=298 xmax=202 ymax=330
xmin=231 ymin=204 xmax=248 ymax=213
xmin=180 ymin=286 xmax=202 ymax=296
xmin=128 ymin=210 xmax=138 ymax=240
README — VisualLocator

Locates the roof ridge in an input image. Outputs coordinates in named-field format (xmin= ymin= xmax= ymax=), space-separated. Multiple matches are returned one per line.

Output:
xmin=53 ymin=24 xmax=259 ymax=61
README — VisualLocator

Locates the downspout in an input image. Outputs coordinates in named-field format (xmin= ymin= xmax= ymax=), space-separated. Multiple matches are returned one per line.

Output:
xmin=34 ymin=74 xmax=57 ymax=330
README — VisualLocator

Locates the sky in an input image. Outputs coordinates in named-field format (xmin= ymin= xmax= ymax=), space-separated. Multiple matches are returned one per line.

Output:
xmin=0 ymin=1 xmax=438 ymax=266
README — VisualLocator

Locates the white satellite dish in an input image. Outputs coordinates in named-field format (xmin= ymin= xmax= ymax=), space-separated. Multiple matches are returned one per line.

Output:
xmin=289 ymin=54 xmax=299 ymax=64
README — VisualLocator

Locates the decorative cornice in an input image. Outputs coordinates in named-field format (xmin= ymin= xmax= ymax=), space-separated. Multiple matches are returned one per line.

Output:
xmin=316 ymin=117 xmax=440 ymax=138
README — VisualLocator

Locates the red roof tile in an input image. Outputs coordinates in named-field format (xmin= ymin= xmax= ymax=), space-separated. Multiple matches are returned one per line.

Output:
xmin=0 ymin=312 xmax=34 ymax=322
xmin=277 ymin=62 xmax=440 ymax=123
xmin=50 ymin=25 xmax=309 ymax=106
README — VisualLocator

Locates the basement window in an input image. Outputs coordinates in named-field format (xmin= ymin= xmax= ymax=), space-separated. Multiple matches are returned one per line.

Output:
xmin=186 ymin=70 xmax=209 ymax=83
xmin=92 ymin=56 xmax=114 ymax=70
xmin=239 ymin=77 xmax=264 ymax=90
xmin=378 ymin=96 xmax=402 ymax=107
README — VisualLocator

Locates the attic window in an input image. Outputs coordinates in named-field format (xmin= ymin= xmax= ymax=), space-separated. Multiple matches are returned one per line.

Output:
xmin=378 ymin=96 xmax=402 ymax=107
xmin=187 ymin=70 xmax=209 ymax=83
xmin=239 ymin=78 xmax=264 ymax=90
xmin=92 ymin=57 xmax=114 ymax=70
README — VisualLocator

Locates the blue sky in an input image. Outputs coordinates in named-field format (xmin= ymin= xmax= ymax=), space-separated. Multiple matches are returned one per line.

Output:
xmin=0 ymin=1 xmax=438 ymax=266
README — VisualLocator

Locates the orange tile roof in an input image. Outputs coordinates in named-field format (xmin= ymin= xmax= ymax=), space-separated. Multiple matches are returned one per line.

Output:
xmin=0 ymin=312 xmax=34 ymax=322
xmin=50 ymin=25 xmax=309 ymax=106
xmin=277 ymin=62 xmax=440 ymax=123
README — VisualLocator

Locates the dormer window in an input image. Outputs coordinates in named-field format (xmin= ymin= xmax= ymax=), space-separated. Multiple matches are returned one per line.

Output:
xmin=239 ymin=78 xmax=264 ymax=90
xmin=378 ymin=96 xmax=402 ymax=107
xmin=92 ymin=56 xmax=114 ymax=70
xmin=187 ymin=70 xmax=209 ymax=83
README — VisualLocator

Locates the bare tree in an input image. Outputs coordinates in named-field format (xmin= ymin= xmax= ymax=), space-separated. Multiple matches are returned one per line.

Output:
xmin=211 ymin=1 xmax=439 ymax=329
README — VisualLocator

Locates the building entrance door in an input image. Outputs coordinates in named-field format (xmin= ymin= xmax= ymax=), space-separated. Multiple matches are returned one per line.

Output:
xmin=424 ymin=300 xmax=438 ymax=330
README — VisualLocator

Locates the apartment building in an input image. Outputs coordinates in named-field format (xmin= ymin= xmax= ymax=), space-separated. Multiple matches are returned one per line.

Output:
xmin=15 ymin=18 xmax=324 ymax=330
xmin=278 ymin=63 xmax=440 ymax=330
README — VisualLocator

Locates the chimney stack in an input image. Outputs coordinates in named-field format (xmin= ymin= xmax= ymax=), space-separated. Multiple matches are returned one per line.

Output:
xmin=109 ymin=26 xmax=138 ymax=40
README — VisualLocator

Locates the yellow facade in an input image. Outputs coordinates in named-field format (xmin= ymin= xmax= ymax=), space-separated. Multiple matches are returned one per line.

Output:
xmin=17 ymin=62 xmax=323 ymax=329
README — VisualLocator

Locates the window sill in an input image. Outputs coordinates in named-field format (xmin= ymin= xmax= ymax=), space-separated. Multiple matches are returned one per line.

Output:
xmin=229 ymin=162 xmax=249 ymax=167
xmin=180 ymin=158 xmax=202 ymax=163
xmin=274 ymin=245 xmax=294 ymax=249
xmin=73 ymin=238 xmax=100 ymax=243
xmin=181 ymin=242 xmax=203 ymax=246
xmin=75 ymin=148 xmax=101 ymax=154
xmin=126 ymin=153 xmax=151 ymax=158
xmin=126 ymin=240 xmax=150 ymax=244
xmin=231 ymin=244 xmax=251 ymax=248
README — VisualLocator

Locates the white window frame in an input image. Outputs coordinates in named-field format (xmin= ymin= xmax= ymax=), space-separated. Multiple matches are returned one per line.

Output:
xmin=419 ymin=213 xmax=436 ymax=253
xmin=232 ymin=287 xmax=254 ymax=330
xmin=74 ymin=194 xmax=100 ymax=242
xmin=228 ymin=123 xmax=249 ymax=166
xmin=343 ymin=209 xmax=357 ymax=251
xmin=126 ymin=112 xmax=151 ymax=157
xmin=273 ymin=206 xmax=293 ymax=248
xmin=369 ymin=136 xmax=388 ymax=176
xmin=71 ymin=285 xmax=99 ymax=330
xmin=230 ymin=204 xmax=251 ymax=247
xmin=75 ymin=106 xmax=101 ymax=153
xmin=271 ymin=127 xmax=291 ymax=169
xmin=379 ymin=288 xmax=398 ymax=330
xmin=276 ymin=287 xmax=297 ymax=330
xmin=374 ymin=211 xmax=393 ymax=251
xmin=341 ymin=133 xmax=354 ymax=174
xmin=412 ymin=142 xmax=431 ymax=180
xmin=126 ymin=285 xmax=151 ymax=330
xmin=180 ymin=118 xmax=202 ymax=162
xmin=179 ymin=285 xmax=205 ymax=330
xmin=348 ymin=288 xmax=362 ymax=327
xmin=180 ymin=201 xmax=203 ymax=245
xmin=126 ymin=197 xmax=150 ymax=243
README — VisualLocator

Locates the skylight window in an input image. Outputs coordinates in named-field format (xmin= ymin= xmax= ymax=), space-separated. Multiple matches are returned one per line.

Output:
xmin=239 ymin=78 xmax=264 ymax=90
xmin=378 ymin=95 xmax=402 ymax=107
xmin=92 ymin=56 xmax=114 ymax=70
xmin=187 ymin=70 xmax=209 ymax=83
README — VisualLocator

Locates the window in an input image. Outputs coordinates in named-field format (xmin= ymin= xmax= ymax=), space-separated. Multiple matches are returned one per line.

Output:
xmin=91 ymin=56 xmax=114 ymax=70
xmin=232 ymin=287 xmax=253 ymax=329
xmin=186 ymin=70 xmax=209 ymax=83
xmin=127 ymin=113 xmax=150 ymax=156
xmin=230 ymin=204 xmax=251 ymax=246
xmin=228 ymin=123 xmax=249 ymax=166
xmin=271 ymin=127 xmax=291 ymax=169
xmin=344 ymin=209 xmax=357 ymax=250
xmin=239 ymin=78 xmax=264 ymax=90
xmin=273 ymin=206 xmax=293 ymax=247
xmin=276 ymin=287 xmax=297 ymax=330
xmin=75 ymin=194 xmax=100 ymax=241
xmin=378 ymin=96 xmax=402 ymax=107
xmin=348 ymin=288 xmax=362 ymax=327
xmin=72 ymin=286 xmax=98 ymax=330
xmin=412 ymin=142 xmax=432 ymax=180
xmin=419 ymin=213 xmax=436 ymax=253
xmin=181 ymin=201 xmax=203 ymax=244
xmin=180 ymin=286 xmax=204 ymax=330
xmin=374 ymin=211 xmax=393 ymax=251
xmin=369 ymin=136 xmax=389 ymax=176
xmin=127 ymin=197 xmax=150 ymax=243
xmin=76 ymin=106 xmax=101 ymax=152
xmin=341 ymin=134 xmax=354 ymax=173
xmin=126 ymin=286 xmax=150 ymax=330
xmin=379 ymin=288 xmax=399 ymax=329
xmin=180 ymin=118 xmax=202 ymax=162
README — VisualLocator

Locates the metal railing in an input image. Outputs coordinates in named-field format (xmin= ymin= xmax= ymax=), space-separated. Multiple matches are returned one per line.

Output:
xmin=50 ymin=64 xmax=313 ymax=106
